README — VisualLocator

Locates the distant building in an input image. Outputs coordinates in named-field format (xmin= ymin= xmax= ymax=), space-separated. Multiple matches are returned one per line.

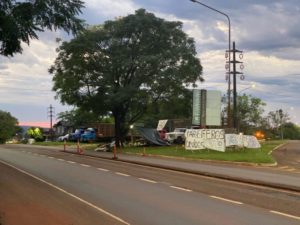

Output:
xmin=53 ymin=120 xmax=73 ymax=136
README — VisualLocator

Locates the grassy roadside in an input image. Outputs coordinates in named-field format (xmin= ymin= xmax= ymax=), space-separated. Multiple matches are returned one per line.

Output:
xmin=31 ymin=140 xmax=287 ymax=164
xmin=121 ymin=140 xmax=287 ymax=164
xmin=32 ymin=141 xmax=97 ymax=148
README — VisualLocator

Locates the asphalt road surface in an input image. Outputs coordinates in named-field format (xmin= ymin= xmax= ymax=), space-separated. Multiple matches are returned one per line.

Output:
xmin=273 ymin=140 xmax=300 ymax=170
xmin=0 ymin=162 xmax=126 ymax=225
xmin=1 ymin=145 xmax=300 ymax=225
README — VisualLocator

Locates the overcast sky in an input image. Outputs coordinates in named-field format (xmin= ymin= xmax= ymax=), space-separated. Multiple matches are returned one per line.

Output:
xmin=0 ymin=0 xmax=299 ymax=127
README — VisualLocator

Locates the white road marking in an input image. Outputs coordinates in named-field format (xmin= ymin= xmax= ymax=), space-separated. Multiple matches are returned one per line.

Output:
xmin=279 ymin=166 xmax=289 ymax=169
xmin=286 ymin=168 xmax=296 ymax=172
xmin=270 ymin=210 xmax=300 ymax=220
xmin=115 ymin=172 xmax=130 ymax=177
xmin=170 ymin=186 xmax=192 ymax=192
xmin=48 ymin=156 xmax=54 ymax=159
xmin=210 ymin=195 xmax=243 ymax=205
xmin=0 ymin=160 xmax=130 ymax=225
xmin=80 ymin=164 xmax=91 ymax=168
xmin=58 ymin=159 xmax=65 ymax=162
xmin=67 ymin=161 xmax=76 ymax=164
xmin=97 ymin=168 xmax=109 ymax=172
xmin=138 ymin=178 xmax=157 ymax=184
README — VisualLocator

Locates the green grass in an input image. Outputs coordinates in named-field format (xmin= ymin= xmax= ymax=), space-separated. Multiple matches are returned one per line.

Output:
xmin=31 ymin=140 xmax=287 ymax=164
xmin=121 ymin=140 xmax=287 ymax=164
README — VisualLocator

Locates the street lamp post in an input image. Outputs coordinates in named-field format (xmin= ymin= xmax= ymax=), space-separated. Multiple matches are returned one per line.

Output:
xmin=190 ymin=0 xmax=232 ymax=127
xmin=239 ymin=84 xmax=256 ymax=94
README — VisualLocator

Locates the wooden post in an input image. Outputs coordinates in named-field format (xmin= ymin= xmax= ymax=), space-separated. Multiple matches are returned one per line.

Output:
xmin=142 ymin=147 xmax=147 ymax=156
xmin=112 ymin=144 xmax=118 ymax=160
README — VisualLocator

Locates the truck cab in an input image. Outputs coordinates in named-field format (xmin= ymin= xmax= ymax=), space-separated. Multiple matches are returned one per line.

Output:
xmin=69 ymin=128 xmax=84 ymax=141
xmin=80 ymin=128 xmax=96 ymax=142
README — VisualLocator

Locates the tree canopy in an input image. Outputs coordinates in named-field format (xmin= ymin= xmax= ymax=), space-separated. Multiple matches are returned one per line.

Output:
xmin=236 ymin=94 xmax=266 ymax=134
xmin=50 ymin=9 xmax=203 ymax=145
xmin=0 ymin=110 xmax=19 ymax=143
xmin=27 ymin=127 xmax=44 ymax=141
xmin=140 ymin=88 xmax=193 ymax=127
xmin=57 ymin=108 xmax=114 ymax=127
xmin=0 ymin=0 xmax=84 ymax=56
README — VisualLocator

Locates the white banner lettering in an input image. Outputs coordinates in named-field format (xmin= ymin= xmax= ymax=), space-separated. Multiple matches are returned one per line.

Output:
xmin=185 ymin=129 xmax=225 ymax=152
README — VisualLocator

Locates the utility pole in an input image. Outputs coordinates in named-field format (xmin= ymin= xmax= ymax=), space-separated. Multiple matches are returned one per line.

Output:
xmin=190 ymin=0 xmax=232 ymax=128
xmin=227 ymin=42 xmax=244 ymax=130
xmin=278 ymin=109 xmax=284 ymax=140
xmin=47 ymin=104 xmax=55 ymax=141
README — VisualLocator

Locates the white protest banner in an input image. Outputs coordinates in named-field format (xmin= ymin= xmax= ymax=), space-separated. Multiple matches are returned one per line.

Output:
xmin=185 ymin=129 xmax=225 ymax=152
xmin=243 ymin=135 xmax=261 ymax=148
xmin=225 ymin=134 xmax=243 ymax=147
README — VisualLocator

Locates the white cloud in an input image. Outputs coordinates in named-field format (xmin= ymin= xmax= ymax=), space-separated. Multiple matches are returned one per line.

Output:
xmin=84 ymin=0 xmax=138 ymax=18
xmin=1 ymin=0 xmax=299 ymax=126
xmin=0 ymin=31 xmax=60 ymax=107
xmin=245 ymin=51 xmax=300 ymax=77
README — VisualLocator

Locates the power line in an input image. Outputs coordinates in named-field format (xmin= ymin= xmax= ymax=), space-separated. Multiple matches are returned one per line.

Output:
xmin=47 ymin=104 xmax=55 ymax=140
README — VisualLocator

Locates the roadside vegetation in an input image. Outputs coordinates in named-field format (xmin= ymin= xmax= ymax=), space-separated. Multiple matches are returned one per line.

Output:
xmin=120 ymin=140 xmax=286 ymax=164
xmin=31 ymin=140 xmax=287 ymax=164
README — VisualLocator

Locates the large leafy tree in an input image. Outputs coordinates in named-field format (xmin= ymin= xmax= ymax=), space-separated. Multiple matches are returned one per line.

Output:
xmin=236 ymin=94 xmax=266 ymax=134
xmin=0 ymin=0 xmax=84 ymax=56
xmin=140 ymin=88 xmax=193 ymax=127
xmin=50 ymin=9 xmax=203 ymax=145
xmin=267 ymin=110 xmax=289 ymax=129
xmin=27 ymin=127 xmax=44 ymax=142
xmin=57 ymin=108 xmax=114 ymax=127
xmin=0 ymin=110 xmax=19 ymax=143
xmin=266 ymin=110 xmax=290 ymax=139
xmin=282 ymin=122 xmax=300 ymax=140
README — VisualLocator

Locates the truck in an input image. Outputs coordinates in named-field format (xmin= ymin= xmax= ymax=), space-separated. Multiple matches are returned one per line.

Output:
xmin=69 ymin=128 xmax=85 ymax=141
xmin=165 ymin=128 xmax=187 ymax=144
xmin=86 ymin=123 xmax=115 ymax=140
xmin=80 ymin=128 xmax=97 ymax=142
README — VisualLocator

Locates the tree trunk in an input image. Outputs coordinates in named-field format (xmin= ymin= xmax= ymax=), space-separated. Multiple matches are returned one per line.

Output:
xmin=113 ymin=111 xmax=125 ymax=147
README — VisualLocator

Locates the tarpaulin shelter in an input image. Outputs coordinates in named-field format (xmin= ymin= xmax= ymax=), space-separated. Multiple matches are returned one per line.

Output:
xmin=136 ymin=127 xmax=170 ymax=146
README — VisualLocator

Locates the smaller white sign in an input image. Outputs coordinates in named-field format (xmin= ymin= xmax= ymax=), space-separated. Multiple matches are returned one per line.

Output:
xmin=243 ymin=135 xmax=261 ymax=148
xmin=225 ymin=134 xmax=261 ymax=148
xmin=157 ymin=120 xmax=168 ymax=131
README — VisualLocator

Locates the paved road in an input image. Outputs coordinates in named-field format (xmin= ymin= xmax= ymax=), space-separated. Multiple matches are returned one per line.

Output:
xmin=1 ymin=145 xmax=300 ymax=225
xmin=273 ymin=140 xmax=300 ymax=171
xmin=0 ymin=162 xmax=125 ymax=225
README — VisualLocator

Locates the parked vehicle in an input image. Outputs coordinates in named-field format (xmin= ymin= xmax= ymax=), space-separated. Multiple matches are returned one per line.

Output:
xmin=69 ymin=128 xmax=85 ymax=141
xmin=57 ymin=133 xmax=70 ymax=142
xmin=165 ymin=128 xmax=187 ymax=144
xmin=89 ymin=123 xmax=115 ymax=138
xmin=80 ymin=128 xmax=96 ymax=142
xmin=158 ymin=129 xmax=167 ymax=140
